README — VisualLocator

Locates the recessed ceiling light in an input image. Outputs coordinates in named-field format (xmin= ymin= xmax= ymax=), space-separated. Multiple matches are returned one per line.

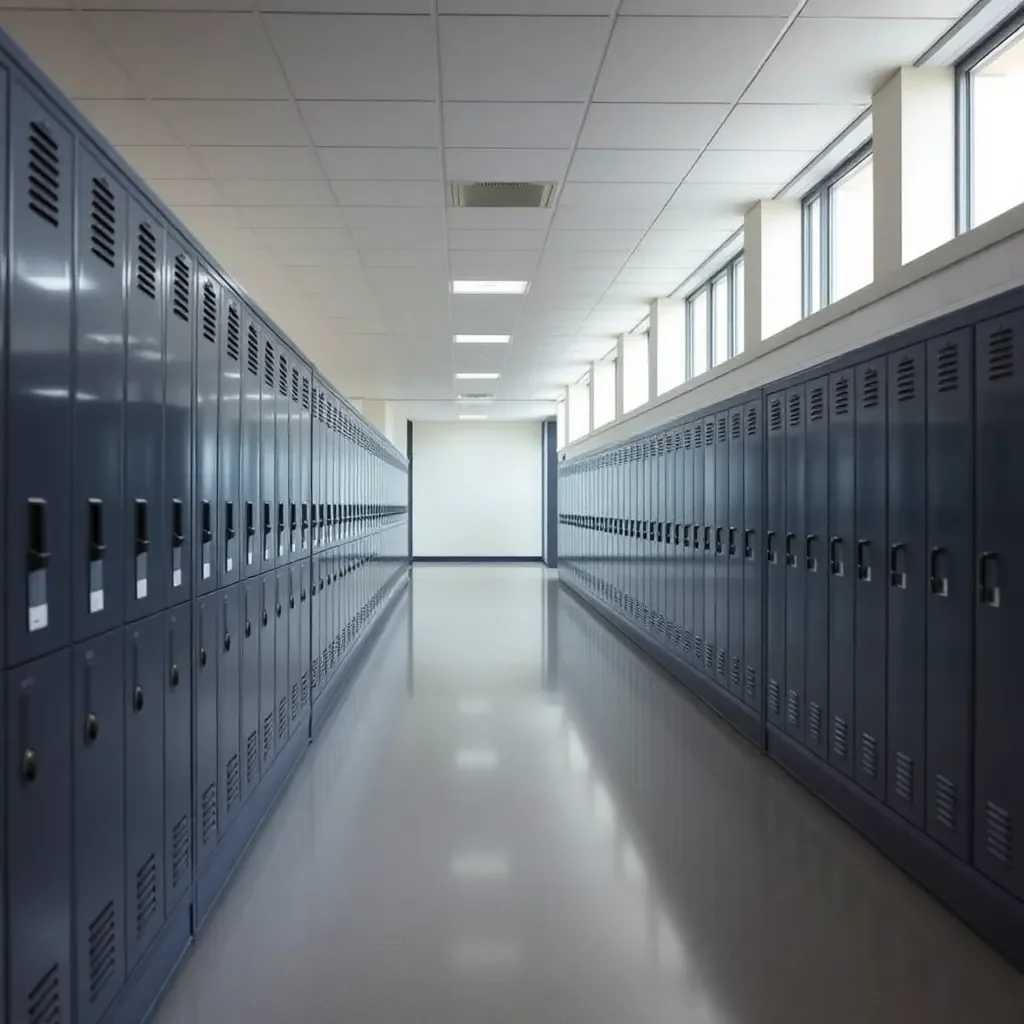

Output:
xmin=459 ymin=414 xmax=487 ymax=421
xmin=455 ymin=372 xmax=500 ymax=380
xmin=451 ymin=280 xmax=528 ymax=295
xmin=454 ymin=334 xmax=511 ymax=344
xmin=457 ymin=394 xmax=493 ymax=402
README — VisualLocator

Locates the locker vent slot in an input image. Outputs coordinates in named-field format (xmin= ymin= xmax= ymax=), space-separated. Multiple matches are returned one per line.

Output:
xmin=704 ymin=422 xmax=714 ymax=446
xmin=717 ymin=417 xmax=727 ymax=443
xmin=89 ymin=177 xmax=117 ymax=268
xmin=28 ymin=963 xmax=60 ymax=1024
xmin=263 ymin=714 xmax=274 ymax=759
xmin=768 ymin=679 xmax=781 ymax=717
xmin=226 ymin=304 xmax=240 ymax=361
xmin=809 ymin=387 xmax=824 ymax=422
xmin=769 ymin=398 xmax=783 ymax=431
xmin=895 ymin=751 xmax=914 ymax=802
xmin=896 ymin=357 xmax=916 ymax=402
xmin=135 ymin=854 xmax=158 ymax=939
xmin=137 ymin=222 xmax=157 ymax=300
xmin=683 ymin=630 xmax=693 ymax=654
xmin=202 ymin=280 xmax=217 ymax=344
xmin=201 ymin=783 xmax=217 ymax=846
xmin=787 ymin=689 xmax=800 ymax=727
xmin=746 ymin=407 xmax=758 ymax=436
xmin=809 ymin=702 xmax=822 ymax=742
xmin=731 ymin=411 xmax=741 ymax=439
xmin=88 ymin=900 xmax=117 ymax=1003
xmin=862 ymin=368 xmax=880 ymax=408
xmin=301 ymin=671 xmax=309 ymax=705
xmin=28 ymin=121 xmax=60 ymax=227
xmin=683 ymin=427 xmax=692 ymax=449
xmin=716 ymin=649 xmax=726 ymax=677
xmin=264 ymin=340 xmax=275 ymax=388
xmin=171 ymin=816 xmax=190 ymax=887
xmin=744 ymin=666 xmax=756 ymax=701
xmin=934 ymin=774 xmax=957 ymax=832
xmin=704 ymin=641 xmax=713 ymax=670
xmin=833 ymin=717 xmax=848 ymax=760
xmin=302 ymin=376 xmax=310 ymax=410
xmin=246 ymin=325 xmax=260 ymax=375
xmin=246 ymin=730 xmax=259 ymax=785
xmin=292 ymin=366 xmax=300 ymax=403
xmin=731 ymin=657 xmax=740 ymax=688
xmin=985 ymin=801 xmax=1013 ymax=865
xmin=172 ymin=254 xmax=191 ymax=322
xmin=788 ymin=393 xmax=801 ymax=426
xmin=226 ymin=754 xmax=241 ymax=813
xmin=987 ymin=327 xmax=1014 ymax=381
xmin=278 ymin=354 xmax=288 ymax=396
xmin=694 ymin=427 xmax=703 ymax=449
xmin=861 ymin=733 xmax=878 ymax=779
xmin=833 ymin=377 xmax=850 ymax=415
xmin=936 ymin=343 xmax=959 ymax=392
xmin=292 ymin=681 xmax=299 ymax=718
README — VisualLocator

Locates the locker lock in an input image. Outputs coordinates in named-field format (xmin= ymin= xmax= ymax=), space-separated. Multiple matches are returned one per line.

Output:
xmin=262 ymin=609 xmax=269 ymax=627
xmin=245 ymin=620 xmax=252 ymax=638
xmin=224 ymin=632 xmax=231 ymax=652
xmin=21 ymin=748 xmax=39 ymax=783
xmin=199 ymin=647 xmax=207 ymax=668
xmin=170 ymin=664 xmax=180 ymax=688
xmin=276 ymin=602 xmax=282 ymax=618
xmin=301 ymin=588 xmax=307 ymax=601
xmin=133 ymin=686 xmax=145 ymax=713
xmin=84 ymin=713 xmax=100 ymax=744
xmin=289 ymin=594 xmax=295 ymax=610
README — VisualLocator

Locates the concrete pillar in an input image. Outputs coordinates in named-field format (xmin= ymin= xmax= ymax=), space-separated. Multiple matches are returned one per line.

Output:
xmin=873 ymin=66 xmax=955 ymax=276
xmin=649 ymin=296 xmax=685 ymax=396
xmin=744 ymin=199 xmax=802 ymax=344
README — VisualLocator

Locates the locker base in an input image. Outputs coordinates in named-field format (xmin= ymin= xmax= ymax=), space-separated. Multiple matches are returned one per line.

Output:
xmin=558 ymin=575 xmax=763 ymax=750
xmin=766 ymin=724 xmax=1024 ymax=973
xmin=195 ymin=722 xmax=310 ymax=931
xmin=98 ymin=888 xmax=192 ymax=1024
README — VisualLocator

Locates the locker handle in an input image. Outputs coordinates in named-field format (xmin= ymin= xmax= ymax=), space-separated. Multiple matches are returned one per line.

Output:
xmin=133 ymin=686 xmax=144 ymax=713
xmin=674 ymin=524 xmax=682 ymax=547
xmin=744 ymin=528 xmax=755 ymax=560
xmin=245 ymin=620 xmax=252 ymax=638
xmin=262 ymin=608 xmax=268 ymax=626
xmin=225 ymin=501 xmax=235 ymax=541
xmin=245 ymin=502 xmax=255 ymax=538
xmin=263 ymin=502 xmax=272 ymax=536
xmin=979 ymin=552 xmax=1001 ymax=607
xmin=136 ymin=499 xmax=151 ymax=554
xmin=171 ymin=499 xmax=184 ymax=545
xmin=224 ymin=630 xmax=231 ymax=652
xmin=200 ymin=500 xmax=211 ymax=544
xmin=170 ymin=664 xmax=180 ymax=688
xmin=89 ymin=498 xmax=106 ymax=558
xmin=683 ymin=524 xmax=691 ymax=549
xmin=805 ymin=534 xmax=818 ymax=572
xmin=84 ymin=712 xmax=100 ymax=744
xmin=27 ymin=499 xmax=50 ymax=572
xmin=21 ymin=748 xmax=38 ymax=783
xmin=703 ymin=526 xmax=711 ymax=550
xmin=889 ymin=543 xmax=907 ymax=589
xmin=766 ymin=531 xmax=777 ymax=564
xmin=785 ymin=532 xmax=796 ymax=567
xmin=830 ymin=536 xmax=843 ymax=576
xmin=290 ymin=593 xmax=295 ymax=610
xmin=929 ymin=546 xmax=948 ymax=597
xmin=715 ymin=527 xmax=723 ymax=555
xmin=857 ymin=539 xmax=872 ymax=582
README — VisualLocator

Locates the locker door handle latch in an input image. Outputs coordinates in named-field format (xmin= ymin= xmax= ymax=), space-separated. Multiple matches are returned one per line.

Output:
xmin=225 ymin=501 xmax=236 ymax=574
xmin=88 ymin=498 xmax=106 ymax=615
xmin=263 ymin=502 xmax=272 ymax=560
xmin=21 ymin=748 xmax=39 ymax=783
xmin=715 ymin=527 xmax=723 ymax=555
xmin=857 ymin=539 xmax=872 ymax=582
xmin=889 ymin=543 xmax=907 ymax=589
xmin=290 ymin=502 xmax=297 ymax=552
xmin=245 ymin=502 xmax=255 ymax=566
xmin=278 ymin=502 xmax=285 ymax=557
xmin=766 ymin=530 xmax=777 ymax=564
xmin=979 ymin=552 xmax=1001 ymax=607
xmin=136 ymin=499 xmax=152 ymax=599
xmin=201 ymin=500 xmax=212 ymax=581
xmin=929 ymin=546 xmax=949 ymax=597
xmin=744 ymin=529 xmax=755 ymax=560
xmin=728 ymin=527 xmax=737 ymax=557
xmin=171 ymin=498 xmax=184 ymax=588
xmin=830 ymin=536 xmax=843 ymax=576
xmin=805 ymin=534 xmax=818 ymax=573
xmin=785 ymin=532 xmax=796 ymax=568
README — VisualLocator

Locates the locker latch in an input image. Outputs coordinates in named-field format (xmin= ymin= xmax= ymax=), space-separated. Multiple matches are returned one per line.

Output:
xmin=225 ymin=501 xmax=235 ymax=573
xmin=683 ymin=524 xmax=691 ymax=549
xmin=744 ymin=529 xmax=755 ymax=560
xmin=785 ymin=532 xmax=796 ymax=568
xmin=88 ymin=498 xmax=106 ymax=614
xmin=830 ymin=536 xmax=843 ymax=576
xmin=171 ymin=499 xmax=184 ymax=588
xmin=857 ymin=539 xmax=872 ymax=582
xmin=929 ymin=546 xmax=948 ymax=597
xmin=245 ymin=502 xmax=255 ymax=565
xmin=290 ymin=502 xmax=298 ymax=552
xmin=137 ymin=498 xmax=152 ymax=597
xmin=301 ymin=503 xmax=309 ymax=550
xmin=806 ymin=534 xmax=818 ymax=573
xmin=889 ymin=543 xmax=907 ymax=589
xmin=200 ymin=500 xmax=212 ymax=580
xmin=729 ymin=527 xmax=737 ymax=557
xmin=715 ymin=527 xmax=723 ymax=555
xmin=27 ymin=497 xmax=50 ymax=632
xmin=766 ymin=531 xmax=776 ymax=564
xmin=263 ymin=502 xmax=272 ymax=560
xmin=703 ymin=526 xmax=711 ymax=551
xmin=278 ymin=502 xmax=285 ymax=557
xmin=979 ymin=552 xmax=1001 ymax=607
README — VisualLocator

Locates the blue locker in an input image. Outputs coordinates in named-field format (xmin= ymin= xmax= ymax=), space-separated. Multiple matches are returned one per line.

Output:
xmin=241 ymin=315 xmax=262 ymax=578
xmin=727 ymin=407 xmax=744 ymax=700
xmin=196 ymin=267 xmax=220 ymax=595
xmin=765 ymin=393 xmax=785 ymax=726
xmin=742 ymin=401 xmax=763 ymax=711
xmin=784 ymin=385 xmax=806 ymax=743
xmin=218 ymin=294 xmax=243 ymax=590
xmin=218 ymin=585 xmax=242 ymax=837
xmin=194 ymin=593 xmax=218 ymax=867
xmin=671 ymin=428 xmax=686 ymax=653
xmin=702 ymin=418 xmax=715 ymax=677
xmin=288 ymin=362 xmax=301 ymax=561
xmin=259 ymin=575 xmax=276 ymax=767
xmin=163 ymin=605 xmax=192 ymax=912
xmin=805 ymin=378 xmax=829 ymax=758
xmin=261 ymin=331 xmax=277 ymax=572
xmin=240 ymin=580 xmax=262 ymax=802
xmin=715 ymin=412 xmax=729 ymax=687
xmin=300 ymin=372 xmax=312 ymax=557
xmin=275 ymin=347 xmax=289 ymax=563
xmin=73 ymin=151 xmax=126 ymax=642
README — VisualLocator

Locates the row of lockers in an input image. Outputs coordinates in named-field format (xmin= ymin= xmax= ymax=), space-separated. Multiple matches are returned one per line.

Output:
xmin=557 ymin=294 xmax=1024 ymax=961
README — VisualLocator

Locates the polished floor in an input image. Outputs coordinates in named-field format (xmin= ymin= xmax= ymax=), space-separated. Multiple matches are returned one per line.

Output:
xmin=153 ymin=565 xmax=1024 ymax=1024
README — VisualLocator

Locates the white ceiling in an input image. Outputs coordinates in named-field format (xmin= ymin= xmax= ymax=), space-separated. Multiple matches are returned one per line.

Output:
xmin=0 ymin=1 xmax=970 ymax=420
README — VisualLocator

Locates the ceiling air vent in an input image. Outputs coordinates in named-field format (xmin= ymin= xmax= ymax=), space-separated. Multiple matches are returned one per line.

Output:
xmin=448 ymin=181 xmax=557 ymax=209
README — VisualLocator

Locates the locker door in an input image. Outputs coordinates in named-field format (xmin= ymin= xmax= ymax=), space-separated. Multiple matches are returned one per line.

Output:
xmin=727 ymin=408 xmax=744 ymax=699
xmin=325 ymin=402 xmax=335 ymax=548
xmin=6 ymin=650 xmax=72 ymax=1024
xmin=805 ymin=379 xmax=829 ymax=757
xmin=241 ymin=317 xmax=262 ymax=578
xmin=682 ymin=425 xmax=694 ymax=662
xmin=715 ymin=412 xmax=729 ymax=686
xmin=300 ymin=373 xmax=312 ymax=556
xmin=887 ymin=345 xmax=927 ymax=826
xmin=73 ymin=152 xmax=126 ymax=641
xmin=259 ymin=576 xmax=276 ymax=767
xmin=742 ymin=401 xmax=763 ymax=711
xmin=196 ymin=268 xmax=220 ymax=595
xmin=275 ymin=569 xmax=290 ymax=745
xmin=218 ymin=295 xmax=242 ymax=589
xmin=784 ymin=385 xmax=806 ymax=743
xmin=240 ymin=579 xmax=261 ymax=803
xmin=766 ymin=392 xmax=786 ymax=727
xmin=925 ymin=329 xmax=973 ymax=859
xmin=313 ymin=389 xmax=323 ymax=551
xmin=260 ymin=331 xmax=277 ymax=572
xmin=300 ymin=561 xmax=311 ymax=717
xmin=974 ymin=310 xmax=1024 ymax=898
xmin=218 ymin=585 xmax=241 ymax=837
xmin=194 ymin=594 xmax=218 ymax=867
xmin=703 ymin=419 xmax=717 ymax=675
xmin=289 ymin=564 xmax=301 ymax=732
xmin=163 ymin=606 xmax=192 ymax=911
xmin=854 ymin=360 xmax=888 ymax=801
xmin=276 ymin=346 xmax=289 ymax=564
xmin=164 ymin=236 xmax=193 ymax=607
xmin=6 ymin=89 xmax=73 ymax=665
xmin=73 ymin=630 xmax=125 ymax=1024
xmin=310 ymin=557 xmax=320 ymax=701
xmin=692 ymin=425 xmax=706 ymax=669
xmin=289 ymin=363 xmax=301 ymax=561
xmin=124 ymin=615 xmax=165 ymax=968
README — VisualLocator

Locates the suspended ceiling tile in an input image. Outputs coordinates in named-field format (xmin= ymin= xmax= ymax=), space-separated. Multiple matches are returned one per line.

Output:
xmin=342 ymin=205 xmax=445 ymax=230
xmin=445 ymin=147 xmax=571 ymax=183
xmin=551 ymin=206 xmax=659 ymax=231
xmin=447 ymin=229 xmax=548 ymax=251
xmin=218 ymin=178 xmax=338 ymax=205
xmin=150 ymin=178 xmax=227 ymax=206
xmin=359 ymin=249 xmax=445 ymax=268
xmin=651 ymin=206 xmax=745 ymax=231
xmin=319 ymin=147 xmax=441 ymax=180
xmin=623 ymin=0 xmax=796 ymax=10
xmin=118 ymin=144 xmax=208 ymax=179
xmin=439 ymin=0 xmax=613 ymax=10
xmin=195 ymin=146 xmax=324 ymax=180
xmin=448 ymin=249 xmax=540 ymax=279
xmin=685 ymin=148 xmax=817 ymax=184
xmin=154 ymin=99 xmax=310 ymax=146
xmin=803 ymin=0 xmax=972 ymax=15
xmin=557 ymin=181 xmax=675 ymax=208
xmin=446 ymin=207 xmax=553 ymax=230
xmin=298 ymin=100 xmax=439 ymax=147
xmin=547 ymin=229 xmax=643 ymax=251
xmin=665 ymin=180 xmax=776 ymax=214
xmin=253 ymin=227 xmax=355 ymax=250
xmin=259 ymin=0 xmax=430 ymax=10
xmin=567 ymin=148 xmax=699 ymax=183
xmin=75 ymin=99 xmax=179 ymax=145
xmin=350 ymin=226 xmax=447 ymax=249
xmin=579 ymin=102 xmax=729 ymax=149
xmin=442 ymin=101 xmax=583 ymax=148
xmin=540 ymin=248 xmax=631 ymax=269
xmin=330 ymin=179 xmax=442 ymax=207
xmin=712 ymin=102 xmax=866 ymax=151
xmin=238 ymin=205 xmax=349 ymax=228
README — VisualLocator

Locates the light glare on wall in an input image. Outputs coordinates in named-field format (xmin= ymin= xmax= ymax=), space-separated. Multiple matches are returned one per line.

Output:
xmin=451 ymin=280 xmax=528 ymax=295
xmin=454 ymin=334 xmax=511 ymax=344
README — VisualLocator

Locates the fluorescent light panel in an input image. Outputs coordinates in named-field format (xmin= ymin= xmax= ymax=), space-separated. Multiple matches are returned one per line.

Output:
xmin=455 ymin=372 xmax=500 ymax=380
xmin=454 ymin=334 xmax=511 ymax=344
xmin=459 ymin=414 xmax=487 ymax=420
xmin=451 ymin=280 xmax=528 ymax=295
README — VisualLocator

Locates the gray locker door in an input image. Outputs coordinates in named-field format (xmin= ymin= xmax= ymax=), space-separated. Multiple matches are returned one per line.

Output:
xmin=164 ymin=605 xmax=192 ymax=911
xmin=715 ymin=413 xmax=729 ymax=686
xmin=0 ymin=67 xmax=6 ymax=676
xmin=289 ymin=564 xmax=301 ymax=732
xmin=163 ymin=234 xmax=193 ymax=608
xmin=218 ymin=585 xmax=242 ymax=837
xmin=196 ymin=268 xmax=220 ymax=595
xmin=259 ymin=575 xmax=277 ymax=767
xmin=73 ymin=152 xmax=126 ymax=642
xmin=327 ymin=400 xmax=337 ymax=547
xmin=275 ymin=569 xmax=290 ymax=744
xmin=784 ymin=386 xmax=806 ymax=743
xmin=703 ymin=419 xmax=717 ymax=674
xmin=73 ymin=630 xmax=126 ymax=1024
xmin=241 ymin=317 xmax=262 ymax=578
xmin=766 ymin=393 xmax=786 ymax=727
xmin=886 ymin=345 xmax=927 ymax=827
xmin=925 ymin=329 xmax=973 ymax=860
xmin=974 ymin=309 xmax=1024 ymax=899
xmin=727 ymin=408 xmax=745 ymax=700
xmin=310 ymin=556 xmax=320 ymax=701
xmin=125 ymin=202 xmax=165 ymax=626
xmin=289 ymin=362 xmax=302 ymax=561
xmin=300 ymin=561 xmax=311 ymax=717
xmin=854 ymin=359 xmax=888 ymax=801
xmin=124 ymin=614 xmax=165 ymax=968
xmin=311 ymin=386 xmax=321 ymax=552
xmin=743 ymin=401 xmax=763 ymax=711
xmin=805 ymin=379 xmax=829 ymax=758
xmin=7 ymin=649 xmax=72 ymax=1024
xmin=240 ymin=579 xmax=262 ymax=803
xmin=326 ymin=553 xmax=336 ymax=674
xmin=194 ymin=593 xmax=218 ymax=867
xmin=300 ymin=373 xmax=312 ymax=556
xmin=261 ymin=331 xmax=277 ymax=572
xmin=6 ymin=87 xmax=73 ymax=665
xmin=692 ymin=426 xmax=706 ymax=670
xmin=218 ymin=295 xmax=243 ymax=589
xmin=276 ymin=347 xmax=290 ymax=564
xmin=682 ymin=425 xmax=694 ymax=662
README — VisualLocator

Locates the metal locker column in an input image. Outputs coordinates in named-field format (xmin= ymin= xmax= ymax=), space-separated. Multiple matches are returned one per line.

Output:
xmin=854 ymin=359 xmax=888 ymax=801
xmin=260 ymin=331 xmax=277 ymax=573
xmin=164 ymin=606 xmax=192 ymax=911
xmin=925 ymin=329 xmax=973 ymax=859
xmin=289 ymin=363 xmax=302 ymax=561
xmin=73 ymin=629 xmax=125 ymax=1024
xmin=164 ymin=236 xmax=193 ymax=607
xmin=289 ymin=564 xmax=301 ymax=731
xmin=309 ymin=557 xmax=320 ymax=701
xmin=218 ymin=295 xmax=243 ymax=590
xmin=218 ymin=585 xmax=242 ymax=837
xmin=703 ymin=418 xmax=716 ymax=677
xmin=805 ymin=379 xmax=829 ymax=757
xmin=6 ymin=87 xmax=73 ymax=665
xmin=300 ymin=561 xmax=311 ymax=717
xmin=715 ymin=412 xmax=729 ymax=686
xmin=742 ymin=401 xmax=763 ymax=711
xmin=73 ymin=152 xmax=126 ymax=642
xmin=124 ymin=614 xmax=165 ymax=968
xmin=241 ymin=317 xmax=262 ymax=578
xmin=194 ymin=594 xmax=218 ymax=868
xmin=196 ymin=268 xmax=220 ymax=595
xmin=681 ymin=424 xmax=694 ymax=662
xmin=6 ymin=649 xmax=72 ymax=1024
xmin=300 ymin=373 xmax=312 ymax=557
xmin=727 ymin=408 xmax=744 ymax=699
xmin=886 ymin=345 xmax=927 ymax=826
xmin=276 ymin=346 xmax=289 ymax=564
xmin=275 ymin=569 xmax=289 ymax=744
xmin=671 ymin=428 xmax=685 ymax=653
xmin=766 ymin=392 xmax=786 ymax=727
xmin=974 ymin=309 xmax=1024 ymax=898
xmin=784 ymin=385 xmax=806 ymax=744
xmin=240 ymin=580 xmax=261 ymax=802
xmin=692 ymin=425 xmax=706 ymax=669
xmin=259 ymin=576 xmax=276 ymax=767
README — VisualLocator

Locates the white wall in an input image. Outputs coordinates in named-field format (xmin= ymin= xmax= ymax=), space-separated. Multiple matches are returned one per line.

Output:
xmin=412 ymin=421 xmax=542 ymax=558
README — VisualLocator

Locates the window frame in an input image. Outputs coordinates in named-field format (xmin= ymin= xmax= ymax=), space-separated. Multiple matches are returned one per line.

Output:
xmin=684 ymin=252 xmax=744 ymax=379
xmin=801 ymin=143 xmax=872 ymax=315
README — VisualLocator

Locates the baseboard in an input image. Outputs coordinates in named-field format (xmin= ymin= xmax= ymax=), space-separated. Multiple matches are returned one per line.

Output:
xmin=412 ymin=556 xmax=543 ymax=564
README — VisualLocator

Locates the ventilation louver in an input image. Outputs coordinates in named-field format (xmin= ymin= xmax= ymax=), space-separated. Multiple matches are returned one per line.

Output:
xmin=448 ymin=181 xmax=557 ymax=209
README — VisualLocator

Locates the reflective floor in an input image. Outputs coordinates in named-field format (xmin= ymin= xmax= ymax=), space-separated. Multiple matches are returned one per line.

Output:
xmin=153 ymin=565 xmax=1024 ymax=1024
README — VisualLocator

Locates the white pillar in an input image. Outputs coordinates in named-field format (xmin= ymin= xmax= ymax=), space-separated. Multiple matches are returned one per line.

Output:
xmin=567 ymin=381 xmax=590 ymax=442
xmin=591 ymin=358 xmax=616 ymax=429
xmin=873 ymin=66 xmax=955 ymax=276
xmin=649 ymin=296 xmax=684 ymax=396
xmin=743 ymin=199 xmax=802 ymax=344
xmin=614 ymin=334 xmax=626 ymax=420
